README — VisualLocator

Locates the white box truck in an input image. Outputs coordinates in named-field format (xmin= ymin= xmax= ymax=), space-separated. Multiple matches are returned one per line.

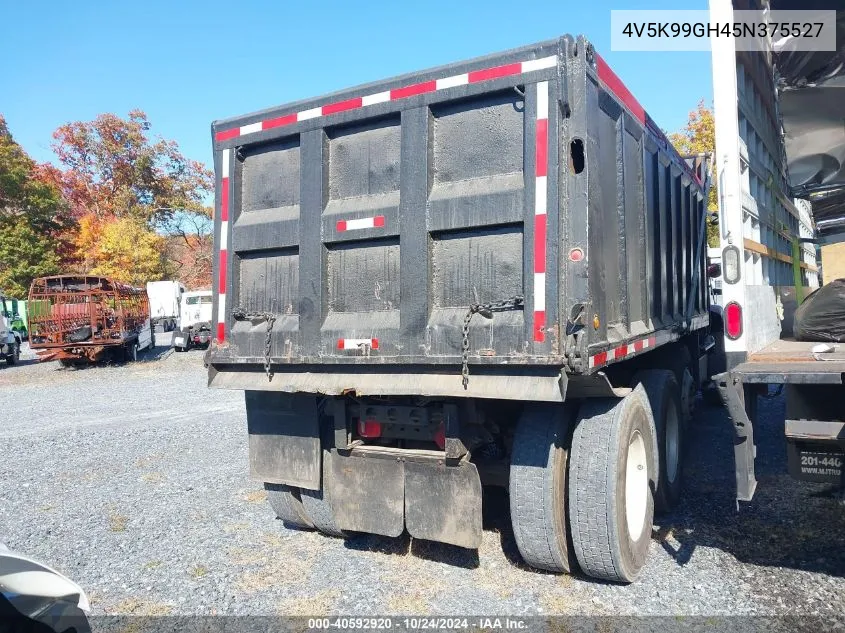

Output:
xmin=146 ymin=281 xmax=185 ymax=332
xmin=173 ymin=289 xmax=212 ymax=352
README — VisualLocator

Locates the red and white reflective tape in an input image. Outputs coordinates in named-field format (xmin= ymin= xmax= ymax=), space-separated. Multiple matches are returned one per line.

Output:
xmin=217 ymin=149 xmax=230 ymax=343
xmin=337 ymin=338 xmax=379 ymax=350
xmin=533 ymin=81 xmax=549 ymax=343
xmin=588 ymin=335 xmax=657 ymax=369
xmin=336 ymin=215 xmax=385 ymax=232
xmin=215 ymin=56 xmax=557 ymax=142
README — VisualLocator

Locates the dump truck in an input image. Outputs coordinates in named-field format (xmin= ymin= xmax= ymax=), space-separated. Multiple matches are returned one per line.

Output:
xmin=146 ymin=280 xmax=185 ymax=332
xmin=173 ymin=289 xmax=213 ymax=352
xmin=207 ymin=34 xmax=715 ymax=584
xmin=709 ymin=0 xmax=845 ymax=499
xmin=29 ymin=275 xmax=154 ymax=366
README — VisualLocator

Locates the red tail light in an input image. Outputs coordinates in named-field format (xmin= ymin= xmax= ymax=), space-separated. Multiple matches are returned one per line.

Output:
xmin=433 ymin=423 xmax=446 ymax=450
xmin=358 ymin=418 xmax=381 ymax=438
xmin=724 ymin=302 xmax=743 ymax=340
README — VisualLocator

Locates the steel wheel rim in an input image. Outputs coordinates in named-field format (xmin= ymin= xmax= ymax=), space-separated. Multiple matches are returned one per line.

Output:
xmin=626 ymin=429 xmax=648 ymax=541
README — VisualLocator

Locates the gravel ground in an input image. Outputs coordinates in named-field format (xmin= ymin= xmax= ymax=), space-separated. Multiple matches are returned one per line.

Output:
xmin=0 ymin=335 xmax=843 ymax=620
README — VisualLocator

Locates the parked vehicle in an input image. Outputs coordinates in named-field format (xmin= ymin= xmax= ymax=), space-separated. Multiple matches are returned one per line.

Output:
xmin=1 ymin=297 xmax=28 ymax=339
xmin=173 ymin=290 xmax=212 ymax=352
xmin=0 ymin=293 xmax=22 ymax=366
xmin=709 ymin=0 xmax=844 ymax=499
xmin=207 ymin=35 xmax=714 ymax=583
xmin=28 ymin=275 xmax=154 ymax=366
xmin=146 ymin=280 xmax=185 ymax=332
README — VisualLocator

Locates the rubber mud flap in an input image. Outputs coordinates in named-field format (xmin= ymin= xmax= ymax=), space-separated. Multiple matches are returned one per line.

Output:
xmin=330 ymin=451 xmax=404 ymax=537
xmin=405 ymin=460 xmax=483 ymax=549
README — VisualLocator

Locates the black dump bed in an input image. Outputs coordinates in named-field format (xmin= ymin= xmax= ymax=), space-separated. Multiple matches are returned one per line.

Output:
xmin=208 ymin=35 xmax=709 ymax=399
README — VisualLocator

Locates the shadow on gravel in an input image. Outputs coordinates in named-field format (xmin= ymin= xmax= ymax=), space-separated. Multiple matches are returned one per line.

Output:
xmin=652 ymin=393 xmax=845 ymax=578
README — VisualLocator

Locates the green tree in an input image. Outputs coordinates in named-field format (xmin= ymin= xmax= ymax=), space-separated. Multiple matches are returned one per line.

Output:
xmin=669 ymin=100 xmax=719 ymax=247
xmin=0 ymin=115 xmax=66 ymax=296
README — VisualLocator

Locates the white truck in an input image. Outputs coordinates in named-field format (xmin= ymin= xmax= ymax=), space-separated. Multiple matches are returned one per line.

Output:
xmin=173 ymin=290 xmax=212 ymax=352
xmin=0 ymin=293 xmax=21 ymax=366
xmin=146 ymin=280 xmax=185 ymax=332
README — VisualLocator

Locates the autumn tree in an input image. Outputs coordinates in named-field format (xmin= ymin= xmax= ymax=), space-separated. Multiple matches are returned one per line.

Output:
xmin=669 ymin=100 xmax=719 ymax=247
xmin=0 ymin=115 xmax=67 ymax=296
xmin=50 ymin=111 xmax=213 ymax=286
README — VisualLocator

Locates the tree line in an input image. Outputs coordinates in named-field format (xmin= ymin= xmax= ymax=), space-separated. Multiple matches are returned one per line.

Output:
xmin=0 ymin=111 xmax=212 ymax=298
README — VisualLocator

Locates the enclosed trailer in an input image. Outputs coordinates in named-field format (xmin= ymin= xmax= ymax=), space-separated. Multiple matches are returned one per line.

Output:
xmin=29 ymin=275 xmax=154 ymax=365
xmin=208 ymin=35 xmax=712 ymax=582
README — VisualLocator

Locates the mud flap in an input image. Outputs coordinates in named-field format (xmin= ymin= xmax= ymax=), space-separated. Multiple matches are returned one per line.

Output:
xmin=330 ymin=452 xmax=404 ymax=537
xmin=245 ymin=391 xmax=321 ymax=490
xmin=405 ymin=460 xmax=483 ymax=549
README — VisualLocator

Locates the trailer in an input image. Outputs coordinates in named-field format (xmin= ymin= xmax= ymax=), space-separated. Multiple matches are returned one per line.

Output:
xmin=28 ymin=275 xmax=154 ymax=366
xmin=173 ymin=289 xmax=212 ymax=352
xmin=146 ymin=280 xmax=185 ymax=332
xmin=207 ymin=35 xmax=713 ymax=583
xmin=709 ymin=0 xmax=845 ymax=502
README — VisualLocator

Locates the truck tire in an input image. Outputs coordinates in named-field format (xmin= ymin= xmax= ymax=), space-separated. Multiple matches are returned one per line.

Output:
xmin=568 ymin=389 xmax=657 ymax=583
xmin=129 ymin=343 xmax=138 ymax=362
xmin=264 ymin=483 xmax=314 ymax=530
xmin=509 ymin=404 xmax=574 ymax=573
xmin=5 ymin=342 xmax=19 ymax=366
xmin=669 ymin=346 xmax=696 ymax=423
xmin=631 ymin=370 xmax=683 ymax=513
xmin=300 ymin=454 xmax=347 ymax=538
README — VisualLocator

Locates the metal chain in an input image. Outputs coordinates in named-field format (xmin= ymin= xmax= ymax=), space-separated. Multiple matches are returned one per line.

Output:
xmin=461 ymin=295 xmax=524 ymax=390
xmin=232 ymin=307 xmax=277 ymax=381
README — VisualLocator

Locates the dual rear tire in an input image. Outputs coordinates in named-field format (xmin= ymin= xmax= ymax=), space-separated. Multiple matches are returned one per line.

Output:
xmin=510 ymin=377 xmax=681 ymax=583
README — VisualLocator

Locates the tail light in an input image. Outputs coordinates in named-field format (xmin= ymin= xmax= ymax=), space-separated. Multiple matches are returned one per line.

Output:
xmin=433 ymin=423 xmax=446 ymax=450
xmin=724 ymin=302 xmax=743 ymax=340
xmin=358 ymin=418 xmax=381 ymax=438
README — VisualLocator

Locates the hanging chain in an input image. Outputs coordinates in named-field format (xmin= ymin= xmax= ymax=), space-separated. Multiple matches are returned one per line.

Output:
xmin=461 ymin=295 xmax=524 ymax=390
xmin=232 ymin=307 xmax=277 ymax=381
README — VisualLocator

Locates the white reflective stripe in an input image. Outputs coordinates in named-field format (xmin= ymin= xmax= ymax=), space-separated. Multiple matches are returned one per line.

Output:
xmin=239 ymin=122 xmax=262 ymax=135
xmin=536 ymin=81 xmax=549 ymax=120
xmin=219 ymin=221 xmax=228 ymax=249
xmin=588 ymin=355 xmax=596 ymax=369
xmin=362 ymin=91 xmax=390 ymax=106
xmin=340 ymin=339 xmax=373 ymax=349
xmin=534 ymin=274 xmax=546 ymax=311
xmin=535 ymin=176 xmax=547 ymax=215
xmin=298 ymin=107 xmax=322 ymax=121
xmin=436 ymin=73 xmax=469 ymax=89
xmin=221 ymin=149 xmax=230 ymax=176
xmin=217 ymin=300 xmax=226 ymax=324
xmin=522 ymin=56 xmax=557 ymax=73
xmin=344 ymin=217 xmax=376 ymax=230
xmin=642 ymin=338 xmax=650 ymax=348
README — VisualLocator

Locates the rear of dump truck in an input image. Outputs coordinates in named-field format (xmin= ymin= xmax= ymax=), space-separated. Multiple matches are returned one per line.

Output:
xmin=208 ymin=35 xmax=712 ymax=583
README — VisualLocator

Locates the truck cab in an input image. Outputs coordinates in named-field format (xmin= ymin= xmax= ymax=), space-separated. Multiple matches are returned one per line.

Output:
xmin=173 ymin=290 xmax=212 ymax=352
xmin=0 ymin=295 xmax=22 ymax=366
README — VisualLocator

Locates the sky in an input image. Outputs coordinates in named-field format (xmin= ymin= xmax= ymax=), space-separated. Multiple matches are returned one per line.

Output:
xmin=0 ymin=0 xmax=712 ymax=170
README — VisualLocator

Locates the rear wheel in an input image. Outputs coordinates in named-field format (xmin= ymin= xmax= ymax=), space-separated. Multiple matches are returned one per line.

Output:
xmin=6 ymin=341 xmax=19 ymax=366
xmin=509 ymin=404 xmax=574 ymax=573
xmin=264 ymin=483 xmax=314 ymax=530
xmin=129 ymin=342 xmax=138 ymax=362
xmin=632 ymin=370 xmax=684 ymax=513
xmin=568 ymin=389 xmax=657 ymax=583
xmin=300 ymin=453 xmax=347 ymax=538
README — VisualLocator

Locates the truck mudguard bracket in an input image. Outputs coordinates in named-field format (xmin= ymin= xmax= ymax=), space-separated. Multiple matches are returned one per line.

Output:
xmin=716 ymin=372 xmax=758 ymax=502
xmin=245 ymin=391 xmax=321 ymax=490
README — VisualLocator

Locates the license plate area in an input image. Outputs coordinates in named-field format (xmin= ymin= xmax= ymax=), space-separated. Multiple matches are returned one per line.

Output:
xmin=786 ymin=440 xmax=844 ymax=484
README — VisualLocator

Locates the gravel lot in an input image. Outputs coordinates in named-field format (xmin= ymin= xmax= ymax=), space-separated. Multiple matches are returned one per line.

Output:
xmin=0 ymin=334 xmax=843 ymax=619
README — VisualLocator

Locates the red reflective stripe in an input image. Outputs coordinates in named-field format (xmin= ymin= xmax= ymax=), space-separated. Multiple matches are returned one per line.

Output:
xmin=633 ymin=339 xmax=644 ymax=352
xmin=336 ymin=339 xmax=345 ymax=349
xmin=371 ymin=338 xmax=379 ymax=350
xmin=373 ymin=215 xmax=385 ymax=227
xmin=614 ymin=345 xmax=628 ymax=359
xmin=648 ymin=336 xmax=657 ymax=347
xmin=215 ymin=128 xmax=239 ymax=142
xmin=535 ymin=119 xmax=548 ymax=177
xmin=322 ymin=97 xmax=363 ymax=115
xmin=220 ymin=178 xmax=229 ymax=221
xmin=468 ymin=62 xmax=522 ymax=83
xmin=216 ymin=322 xmax=225 ymax=343
xmin=218 ymin=250 xmax=227 ymax=293
xmin=336 ymin=220 xmax=347 ymax=232
xmin=595 ymin=54 xmax=645 ymax=124
xmin=263 ymin=113 xmax=297 ymax=129
xmin=534 ymin=215 xmax=546 ymax=273
xmin=533 ymin=311 xmax=545 ymax=342
xmin=390 ymin=80 xmax=436 ymax=100
xmin=593 ymin=351 xmax=607 ymax=367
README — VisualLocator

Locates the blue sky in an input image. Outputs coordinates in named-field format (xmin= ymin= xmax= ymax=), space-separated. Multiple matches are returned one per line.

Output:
xmin=1 ymin=0 xmax=711 ymax=169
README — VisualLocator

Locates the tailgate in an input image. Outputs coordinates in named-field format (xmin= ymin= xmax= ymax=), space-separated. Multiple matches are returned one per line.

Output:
xmin=211 ymin=39 xmax=568 ymax=367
